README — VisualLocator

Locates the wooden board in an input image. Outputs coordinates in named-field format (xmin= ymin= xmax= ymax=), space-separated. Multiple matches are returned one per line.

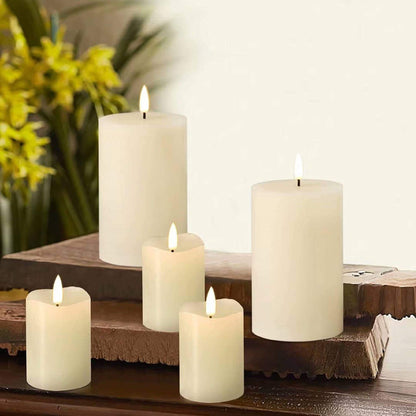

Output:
xmin=1 ymin=233 xmax=412 ymax=319
xmin=0 ymin=300 xmax=388 ymax=380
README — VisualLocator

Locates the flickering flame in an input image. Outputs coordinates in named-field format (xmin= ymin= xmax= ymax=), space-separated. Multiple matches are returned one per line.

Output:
xmin=139 ymin=85 xmax=150 ymax=113
xmin=53 ymin=275 xmax=63 ymax=305
xmin=294 ymin=153 xmax=303 ymax=180
xmin=168 ymin=223 xmax=178 ymax=251
xmin=206 ymin=287 xmax=216 ymax=317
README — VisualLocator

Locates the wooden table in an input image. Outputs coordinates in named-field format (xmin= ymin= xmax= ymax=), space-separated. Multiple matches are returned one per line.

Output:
xmin=0 ymin=317 xmax=415 ymax=415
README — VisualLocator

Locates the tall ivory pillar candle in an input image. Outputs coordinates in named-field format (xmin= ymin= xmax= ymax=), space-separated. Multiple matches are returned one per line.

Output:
xmin=179 ymin=288 xmax=244 ymax=403
xmin=26 ymin=276 xmax=91 ymax=391
xmin=252 ymin=156 xmax=343 ymax=341
xmin=142 ymin=223 xmax=204 ymax=332
xmin=99 ymin=86 xmax=187 ymax=267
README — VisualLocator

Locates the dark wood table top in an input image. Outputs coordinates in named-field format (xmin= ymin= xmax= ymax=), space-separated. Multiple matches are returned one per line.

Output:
xmin=0 ymin=317 xmax=416 ymax=416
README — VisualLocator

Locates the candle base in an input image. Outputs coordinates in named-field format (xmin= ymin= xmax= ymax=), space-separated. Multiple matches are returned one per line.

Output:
xmin=180 ymin=389 xmax=244 ymax=404
xmin=251 ymin=327 xmax=344 ymax=342
xmin=27 ymin=379 xmax=91 ymax=392
xmin=252 ymin=317 xmax=344 ymax=342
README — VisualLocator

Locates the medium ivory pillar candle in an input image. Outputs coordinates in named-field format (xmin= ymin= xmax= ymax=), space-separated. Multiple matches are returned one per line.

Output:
xmin=26 ymin=276 xmax=91 ymax=391
xmin=99 ymin=86 xmax=187 ymax=267
xmin=179 ymin=288 xmax=244 ymax=403
xmin=252 ymin=155 xmax=343 ymax=341
xmin=142 ymin=223 xmax=204 ymax=332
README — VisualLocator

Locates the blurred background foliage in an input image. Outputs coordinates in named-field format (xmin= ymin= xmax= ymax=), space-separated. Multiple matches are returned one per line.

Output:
xmin=0 ymin=0 xmax=170 ymax=255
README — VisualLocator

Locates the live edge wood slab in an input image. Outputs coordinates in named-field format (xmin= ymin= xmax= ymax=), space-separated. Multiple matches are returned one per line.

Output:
xmin=0 ymin=233 xmax=414 ymax=319
xmin=0 ymin=300 xmax=388 ymax=380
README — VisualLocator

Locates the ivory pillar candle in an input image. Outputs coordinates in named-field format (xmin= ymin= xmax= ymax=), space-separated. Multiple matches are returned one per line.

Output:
xmin=99 ymin=86 xmax=187 ymax=267
xmin=252 ymin=156 xmax=343 ymax=341
xmin=26 ymin=276 xmax=91 ymax=391
xmin=142 ymin=223 xmax=204 ymax=332
xmin=179 ymin=288 xmax=244 ymax=403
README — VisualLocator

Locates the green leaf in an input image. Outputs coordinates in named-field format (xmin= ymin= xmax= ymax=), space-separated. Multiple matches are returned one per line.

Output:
xmin=112 ymin=16 xmax=145 ymax=72
xmin=4 ymin=0 xmax=47 ymax=47
xmin=114 ymin=26 xmax=168 ymax=73
xmin=50 ymin=12 xmax=60 ymax=44
xmin=59 ymin=0 xmax=148 ymax=20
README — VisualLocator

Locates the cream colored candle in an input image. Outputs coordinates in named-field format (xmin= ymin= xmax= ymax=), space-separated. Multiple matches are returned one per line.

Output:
xmin=99 ymin=86 xmax=187 ymax=267
xmin=252 ymin=156 xmax=343 ymax=341
xmin=179 ymin=288 xmax=244 ymax=403
xmin=26 ymin=276 xmax=91 ymax=391
xmin=142 ymin=223 xmax=205 ymax=332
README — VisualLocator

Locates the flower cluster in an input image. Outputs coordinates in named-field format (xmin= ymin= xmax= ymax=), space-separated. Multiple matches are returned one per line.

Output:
xmin=0 ymin=1 xmax=126 ymax=197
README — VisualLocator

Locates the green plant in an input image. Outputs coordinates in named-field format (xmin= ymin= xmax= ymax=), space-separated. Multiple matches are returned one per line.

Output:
xmin=0 ymin=0 xmax=169 ymax=254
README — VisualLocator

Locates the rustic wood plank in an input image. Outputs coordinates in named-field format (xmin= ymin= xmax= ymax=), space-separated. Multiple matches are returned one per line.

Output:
xmin=358 ymin=271 xmax=416 ymax=319
xmin=0 ymin=233 xmax=409 ymax=319
xmin=0 ymin=234 xmax=141 ymax=302
xmin=0 ymin=301 xmax=388 ymax=380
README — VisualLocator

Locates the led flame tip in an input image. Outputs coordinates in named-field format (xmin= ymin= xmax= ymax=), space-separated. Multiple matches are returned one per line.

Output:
xmin=53 ymin=275 xmax=63 ymax=305
xmin=139 ymin=85 xmax=150 ymax=113
xmin=168 ymin=222 xmax=178 ymax=251
xmin=206 ymin=287 xmax=216 ymax=317
xmin=294 ymin=153 xmax=303 ymax=180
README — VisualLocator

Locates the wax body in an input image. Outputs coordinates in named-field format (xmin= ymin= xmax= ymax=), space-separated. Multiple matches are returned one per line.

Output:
xmin=142 ymin=233 xmax=204 ymax=332
xmin=99 ymin=112 xmax=187 ymax=267
xmin=252 ymin=179 xmax=343 ymax=341
xmin=179 ymin=299 xmax=244 ymax=403
xmin=26 ymin=287 xmax=91 ymax=391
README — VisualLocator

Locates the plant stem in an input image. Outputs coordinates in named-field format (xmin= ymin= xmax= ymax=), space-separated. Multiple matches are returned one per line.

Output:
xmin=11 ymin=191 xmax=27 ymax=252
xmin=50 ymin=108 xmax=97 ymax=233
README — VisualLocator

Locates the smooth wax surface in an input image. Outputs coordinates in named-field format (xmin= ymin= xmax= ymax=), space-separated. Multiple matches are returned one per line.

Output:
xmin=142 ymin=233 xmax=205 ymax=332
xmin=26 ymin=287 xmax=91 ymax=391
xmin=252 ymin=179 xmax=343 ymax=341
xmin=99 ymin=112 xmax=187 ymax=267
xmin=179 ymin=299 xmax=244 ymax=403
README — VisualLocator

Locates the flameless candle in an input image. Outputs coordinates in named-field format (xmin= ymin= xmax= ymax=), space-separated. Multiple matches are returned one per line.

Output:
xmin=142 ymin=223 xmax=205 ymax=332
xmin=26 ymin=276 xmax=91 ymax=391
xmin=179 ymin=288 xmax=244 ymax=403
xmin=99 ymin=85 xmax=187 ymax=267
xmin=252 ymin=155 xmax=343 ymax=341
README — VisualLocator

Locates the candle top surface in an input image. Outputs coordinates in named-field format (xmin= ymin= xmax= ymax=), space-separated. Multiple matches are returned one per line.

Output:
xmin=253 ymin=179 xmax=342 ymax=195
xmin=99 ymin=111 xmax=185 ymax=126
xmin=143 ymin=233 xmax=204 ymax=252
xmin=180 ymin=298 xmax=243 ymax=318
xmin=27 ymin=286 xmax=90 ymax=306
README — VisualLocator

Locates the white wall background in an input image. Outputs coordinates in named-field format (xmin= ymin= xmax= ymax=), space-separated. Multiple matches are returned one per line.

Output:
xmin=150 ymin=0 xmax=416 ymax=269
xmin=45 ymin=0 xmax=416 ymax=269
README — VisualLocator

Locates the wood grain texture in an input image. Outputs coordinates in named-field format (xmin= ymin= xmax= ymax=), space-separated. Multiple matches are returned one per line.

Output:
xmin=359 ymin=271 xmax=416 ymax=319
xmin=0 ymin=301 xmax=388 ymax=380
xmin=1 ymin=233 xmax=413 ymax=319
xmin=0 ymin=346 xmax=416 ymax=416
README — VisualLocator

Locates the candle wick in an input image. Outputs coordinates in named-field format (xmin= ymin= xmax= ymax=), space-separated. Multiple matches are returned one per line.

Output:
xmin=171 ymin=249 xmax=174 ymax=253
xmin=209 ymin=315 xmax=212 ymax=319
xmin=297 ymin=179 xmax=301 ymax=187
xmin=56 ymin=304 xmax=59 ymax=307
xmin=143 ymin=112 xmax=147 ymax=120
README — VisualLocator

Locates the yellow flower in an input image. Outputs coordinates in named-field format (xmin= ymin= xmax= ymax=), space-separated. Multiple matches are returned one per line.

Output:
xmin=0 ymin=2 xmax=126 ymax=195
xmin=0 ymin=16 xmax=53 ymax=193
xmin=81 ymin=46 xmax=121 ymax=88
